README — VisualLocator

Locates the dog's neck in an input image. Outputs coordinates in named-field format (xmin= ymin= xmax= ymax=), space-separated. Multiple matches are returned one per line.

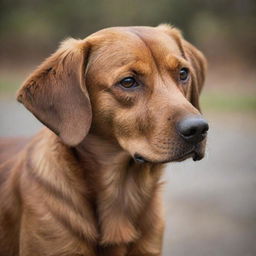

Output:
xmin=73 ymin=133 xmax=164 ymax=244
xmin=75 ymin=133 xmax=131 ymax=169
xmin=29 ymin=130 xmax=164 ymax=245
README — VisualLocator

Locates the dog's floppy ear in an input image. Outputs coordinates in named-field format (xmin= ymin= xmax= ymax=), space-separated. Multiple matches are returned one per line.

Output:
xmin=182 ymin=38 xmax=207 ymax=110
xmin=158 ymin=24 xmax=207 ymax=110
xmin=17 ymin=39 xmax=92 ymax=146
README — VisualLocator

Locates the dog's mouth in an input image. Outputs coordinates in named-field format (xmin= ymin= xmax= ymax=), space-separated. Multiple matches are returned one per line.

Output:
xmin=134 ymin=149 xmax=204 ymax=164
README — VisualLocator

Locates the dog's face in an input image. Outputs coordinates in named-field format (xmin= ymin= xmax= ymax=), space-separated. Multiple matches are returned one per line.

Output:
xmin=17 ymin=25 xmax=208 ymax=163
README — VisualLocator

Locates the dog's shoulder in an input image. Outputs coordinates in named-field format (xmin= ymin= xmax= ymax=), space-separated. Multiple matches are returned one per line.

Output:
xmin=0 ymin=128 xmax=57 ymax=186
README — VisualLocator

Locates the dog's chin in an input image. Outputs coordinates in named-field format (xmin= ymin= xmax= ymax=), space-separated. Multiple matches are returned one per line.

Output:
xmin=134 ymin=149 xmax=205 ymax=164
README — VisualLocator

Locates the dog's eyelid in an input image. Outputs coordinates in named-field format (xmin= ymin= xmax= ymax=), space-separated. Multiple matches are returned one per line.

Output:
xmin=113 ymin=69 xmax=142 ymax=85
xmin=179 ymin=67 xmax=191 ymax=84
xmin=118 ymin=77 xmax=140 ymax=89
xmin=130 ymin=69 xmax=148 ymax=77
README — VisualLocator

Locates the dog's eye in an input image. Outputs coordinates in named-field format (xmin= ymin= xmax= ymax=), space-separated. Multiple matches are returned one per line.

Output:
xmin=119 ymin=77 xmax=138 ymax=89
xmin=179 ymin=68 xmax=189 ymax=81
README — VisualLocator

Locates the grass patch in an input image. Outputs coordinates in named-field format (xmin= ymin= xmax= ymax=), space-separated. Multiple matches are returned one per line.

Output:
xmin=0 ymin=78 xmax=21 ymax=96
xmin=201 ymin=93 xmax=256 ymax=112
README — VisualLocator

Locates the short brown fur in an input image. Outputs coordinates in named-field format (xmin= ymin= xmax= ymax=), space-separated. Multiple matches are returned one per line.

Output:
xmin=0 ymin=25 xmax=207 ymax=256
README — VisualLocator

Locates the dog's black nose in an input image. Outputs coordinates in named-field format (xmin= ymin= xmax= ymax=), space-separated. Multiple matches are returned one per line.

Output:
xmin=177 ymin=116 xmax=209 ymax=144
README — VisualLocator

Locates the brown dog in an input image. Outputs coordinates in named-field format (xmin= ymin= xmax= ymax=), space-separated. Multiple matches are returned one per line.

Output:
xmin=0 ymin=25 xmax=208 ymax=256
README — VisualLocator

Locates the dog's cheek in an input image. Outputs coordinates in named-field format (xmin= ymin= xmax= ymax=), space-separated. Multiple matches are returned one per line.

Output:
xmin=89 ymin=93 xmax=116 ymax=136
xmin=113 ymin=112 xmax=136 ymax=138
xmin=113 ymin=103 xmax=153 ymax=141
xmin=111 ymin=88 xmax=137 ymax=108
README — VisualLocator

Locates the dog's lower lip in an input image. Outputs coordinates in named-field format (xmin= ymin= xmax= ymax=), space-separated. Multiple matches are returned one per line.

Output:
xmin=192 ymin=151 xmax=203 ymax=161
xmin=134 ymin=153 xmax=147 ymax=163
xmin=174 ymin=151 xmax=194 ymax=162
xmin=134 ymin=149 xmax=203 ymax=164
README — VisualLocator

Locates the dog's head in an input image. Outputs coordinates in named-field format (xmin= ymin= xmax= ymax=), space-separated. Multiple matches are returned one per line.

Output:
xmin=17 ymin=25 xmax=208 ymax=163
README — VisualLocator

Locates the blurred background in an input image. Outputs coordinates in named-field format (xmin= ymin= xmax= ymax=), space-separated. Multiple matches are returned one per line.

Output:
xmin=0 ymin=0 xmax=255 ymax=255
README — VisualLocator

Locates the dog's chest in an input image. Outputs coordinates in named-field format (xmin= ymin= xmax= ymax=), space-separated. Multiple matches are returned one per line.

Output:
xmin=94 ymin=163 xmax=159 ymax=245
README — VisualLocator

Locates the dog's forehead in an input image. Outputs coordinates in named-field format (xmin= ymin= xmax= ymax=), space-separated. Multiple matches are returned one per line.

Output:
xmin=88 ymin=26 xmax=182 ymax=67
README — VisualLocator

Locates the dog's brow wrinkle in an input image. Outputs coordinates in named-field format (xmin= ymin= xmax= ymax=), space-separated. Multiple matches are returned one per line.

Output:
xmin=166 ymin=55 xmax=180 ymax=69
xmin=130 ymin=31 xmax=170 ymax=89
xmin=131 ymin=31 xmax=161 ymax=72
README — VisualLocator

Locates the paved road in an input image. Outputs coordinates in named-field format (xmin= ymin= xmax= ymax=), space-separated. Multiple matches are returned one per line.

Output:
xmin=1 ymin=99 xmax=256 ymax=256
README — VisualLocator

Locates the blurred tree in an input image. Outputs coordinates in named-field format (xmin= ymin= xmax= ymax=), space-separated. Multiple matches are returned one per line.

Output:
xmin=0 ymin=0 xmax=255 ymax=65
